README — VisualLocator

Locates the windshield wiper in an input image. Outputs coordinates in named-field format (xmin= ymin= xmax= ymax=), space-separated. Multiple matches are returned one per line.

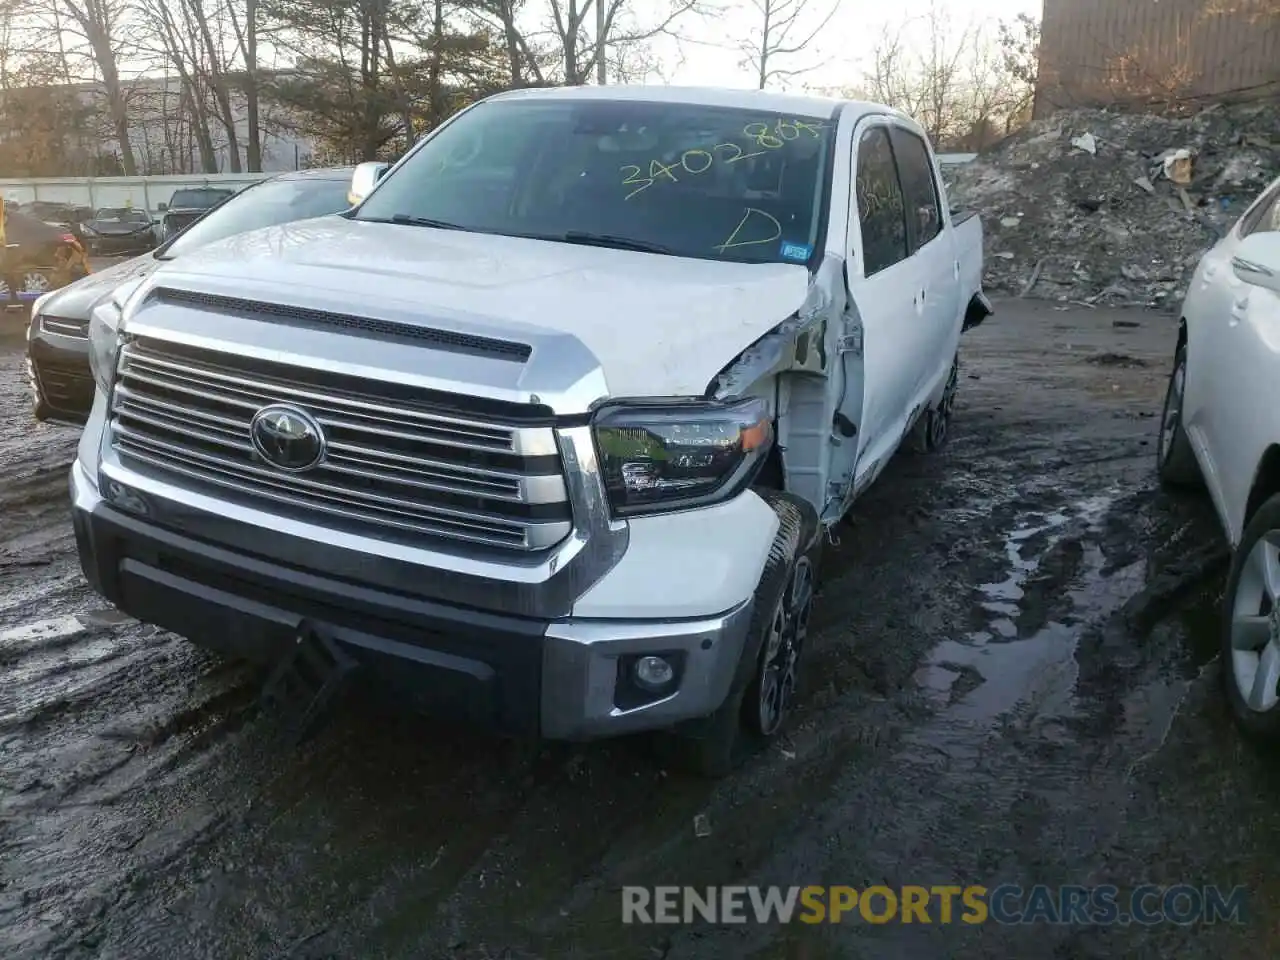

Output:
xmin=382 ymin=213 xmax=468 ymax=230
xmin=556 ymin=232 xmax=673 ymax=255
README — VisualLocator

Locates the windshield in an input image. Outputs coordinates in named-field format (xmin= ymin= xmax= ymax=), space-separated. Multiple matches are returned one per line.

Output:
xmin=355 ymin=98 xmax=835 ymax=265
xmin=95 ymin=208 xmax=150 ymax=222
xmin=170 ymin=188 xmax=233 ymax=209
xmin=25 ymin=202 xmax=69 ymax=218
xmin=160 ymin=177 xmax=351 ymax=259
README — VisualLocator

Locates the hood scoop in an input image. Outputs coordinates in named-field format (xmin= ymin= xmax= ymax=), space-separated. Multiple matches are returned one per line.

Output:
xmin=150 ymin=286 xmax=533 ymax=363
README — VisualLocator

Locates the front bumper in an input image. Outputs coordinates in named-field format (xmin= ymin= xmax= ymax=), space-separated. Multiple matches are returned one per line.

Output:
xmin=71 ymin=462 xmax=754 ymax=741
xmin=87 ymin=234 xmax=154 ymax=255
xmin=28 ymin=325 xmax=92 ymax=424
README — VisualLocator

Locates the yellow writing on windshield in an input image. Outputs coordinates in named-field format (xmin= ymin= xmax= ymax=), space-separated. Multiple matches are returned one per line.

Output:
xmin=620 ymin=119 xmax=830 ymax=200
xmin=714 ymin=207 xmax=782 ymax=253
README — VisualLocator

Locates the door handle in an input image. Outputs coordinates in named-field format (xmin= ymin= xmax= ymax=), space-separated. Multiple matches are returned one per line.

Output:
xmin=953 ymin=260 xmax=960 ymax=279
xmin=1230 ymin=292 xmax=1249 ymax=324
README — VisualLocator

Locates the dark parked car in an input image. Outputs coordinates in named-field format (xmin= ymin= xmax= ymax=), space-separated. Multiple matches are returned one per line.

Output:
xmin=18 ymin=201 xmax=95 ymax=243
xmin=3 ymin=205 xmax=91 ymax=316
xmin=159 ymin=186 xmax=237 ymax=241
xmin=81 ymin=207 xmax=158 ymax=256
xmin=27 ymin=168 xmax=355 ymax=425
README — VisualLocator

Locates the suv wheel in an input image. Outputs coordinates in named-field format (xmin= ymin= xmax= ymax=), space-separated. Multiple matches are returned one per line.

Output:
xmin=1156 ymin=343 xmax=1203 ymax=489
xmin=665 ymin=491 xmax=821 ymax=777
xmin=1224 ymin=494 xmax=1280 ymax=740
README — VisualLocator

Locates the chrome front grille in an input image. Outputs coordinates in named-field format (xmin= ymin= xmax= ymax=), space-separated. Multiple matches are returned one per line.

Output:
xmin=108 ymin=339 xmax=573 ymax=552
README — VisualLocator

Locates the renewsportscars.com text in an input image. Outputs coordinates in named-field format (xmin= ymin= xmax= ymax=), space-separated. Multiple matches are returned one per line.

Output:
xmin=621 ymin=884 xmax=1247 ymax=926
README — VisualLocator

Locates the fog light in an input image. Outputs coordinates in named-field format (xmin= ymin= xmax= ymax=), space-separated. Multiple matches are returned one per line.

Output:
xmin=633 ymin=655 xmax=675 ymax=691
xmin=105 ymin=479 xmax=149 ymax=516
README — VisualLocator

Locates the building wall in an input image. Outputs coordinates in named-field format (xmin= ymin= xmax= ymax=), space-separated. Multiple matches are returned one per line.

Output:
xmin=1035 ymin=0 xmax=1280 ymax=116
xmin=26 ymin=74 xmax=320 ymax=176
xmin=113 ymin=75 xmax=317 ymax=174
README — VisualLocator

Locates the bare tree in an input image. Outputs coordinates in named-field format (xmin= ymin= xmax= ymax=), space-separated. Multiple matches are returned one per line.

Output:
xmin=138 ymin=0 xmax=220 ymax=169
xmin=739 ymin=0 xmax=837 ymax=90
xmin=190 ymin=0 xmax=244 ymax=170
xmin=469 ymin=0 xmax=550 ymax=87
xmin=466 ymin=0 xmax=707 ymax=87
xmin=858 ymin=3 xmax=1032 ymax=148
xmin=34 ymin=0 xmax=139 ymax=173
xmin=225 ymin=0 xmax=262 ymax=169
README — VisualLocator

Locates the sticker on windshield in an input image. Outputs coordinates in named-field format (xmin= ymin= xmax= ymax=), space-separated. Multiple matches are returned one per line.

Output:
xmin=780 ymin=241 xmax=812 ymax=262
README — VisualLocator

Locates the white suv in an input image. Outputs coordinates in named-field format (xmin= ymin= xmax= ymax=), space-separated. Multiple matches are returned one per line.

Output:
xmin=1157 ymin=174 xmax=1280 ymax=736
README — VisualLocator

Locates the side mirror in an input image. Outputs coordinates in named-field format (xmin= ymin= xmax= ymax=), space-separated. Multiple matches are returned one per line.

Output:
xmin=157 ymin=202 xmax=168 ymax=212
xmin=1232 ymin=232 xmax=1280 ymax=294
xmin=348 ymin=161 xmax=390 ymax=206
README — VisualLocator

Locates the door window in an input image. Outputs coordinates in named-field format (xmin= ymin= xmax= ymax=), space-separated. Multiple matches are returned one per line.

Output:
xmin=854 ymin=126 xmax=908 ymax=277
xmin=889 ymin=127 xmax=942 ymax=251
xmin=1240 ymin=185 xmax=1280 ymax=237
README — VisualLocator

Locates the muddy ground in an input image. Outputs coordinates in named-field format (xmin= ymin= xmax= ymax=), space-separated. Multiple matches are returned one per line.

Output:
xmin=2 ymin=298 xmax=1278 ymax=959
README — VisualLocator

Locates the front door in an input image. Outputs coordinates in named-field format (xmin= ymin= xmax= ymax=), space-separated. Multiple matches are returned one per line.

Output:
xmin=1185 ymin=184 xmax=1280 ymax=508
xmin=842 ymin=122 xmax=924 ymax=484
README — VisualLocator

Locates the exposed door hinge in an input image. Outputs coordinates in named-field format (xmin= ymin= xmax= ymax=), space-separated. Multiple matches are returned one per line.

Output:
xmin=837 ymin=320 xmax=863 ymax=356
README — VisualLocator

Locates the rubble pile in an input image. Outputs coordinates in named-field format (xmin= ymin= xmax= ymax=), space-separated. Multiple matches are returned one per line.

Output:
xmin=947 ymin=102 xmax=1280 ymax=309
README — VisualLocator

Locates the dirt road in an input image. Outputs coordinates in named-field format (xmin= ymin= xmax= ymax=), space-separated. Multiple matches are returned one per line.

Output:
xmin=1 ymin=300 xmax=1276 ymax=959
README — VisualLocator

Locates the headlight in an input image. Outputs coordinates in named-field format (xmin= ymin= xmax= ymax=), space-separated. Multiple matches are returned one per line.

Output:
xmin=592 ymin=397 xmax=773 ymax=516
xmin=81 ymin=225 xmax=97 ymax=236
xmin=29 ymin=289 xmax=55 ymax=319
xmin=88 ymin=276 xmax=144 ymax=394
xmin=88 ymin=301 xmax=123 ymax=393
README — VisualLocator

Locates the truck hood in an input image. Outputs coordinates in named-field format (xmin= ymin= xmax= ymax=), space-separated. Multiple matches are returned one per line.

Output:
xmin=144 ymin=217 xmax=814 ymax=398
xmin=36 ymin=254 xmax=158 ymax=318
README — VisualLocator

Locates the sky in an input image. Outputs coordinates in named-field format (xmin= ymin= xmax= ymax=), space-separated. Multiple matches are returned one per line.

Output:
xmin=649 ymin=0 xmax=1042 ymax=92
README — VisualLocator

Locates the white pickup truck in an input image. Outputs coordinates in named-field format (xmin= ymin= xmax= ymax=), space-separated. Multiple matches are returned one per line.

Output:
xmin=73 ymin=86 xmax=988 ymax=775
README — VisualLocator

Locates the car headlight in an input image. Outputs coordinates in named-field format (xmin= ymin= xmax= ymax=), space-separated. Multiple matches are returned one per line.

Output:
xmin=88 ymin=301 xmax=123 ymax=393
xmin=592 ymin=397 xmax=773 ymax=516
xmin=81 ymin=225 xmax=97 ymax=236
xmin=29 ymin=289 xmax=55 ymax=319
xmin=88 ymin=278 xmax=144 ymax=393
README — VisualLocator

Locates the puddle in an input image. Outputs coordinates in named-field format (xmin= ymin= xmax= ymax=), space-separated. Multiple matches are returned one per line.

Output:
xmin=913 ymin=493 xmax=1135 ymax=731
xmin=907 ymin=485 xmax=1234 ymax=805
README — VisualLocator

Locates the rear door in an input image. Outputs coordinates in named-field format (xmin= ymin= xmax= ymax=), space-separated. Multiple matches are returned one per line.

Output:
xmin=888 ymin=123 xmax=959 ymax=402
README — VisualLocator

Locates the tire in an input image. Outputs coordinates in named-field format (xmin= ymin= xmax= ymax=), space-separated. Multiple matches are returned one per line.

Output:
xmin=665 ymin=490 xmax=821 ymax=777
xmin=912 ymin=354 xmax=959 ymax=453
xmin=1156 ymin=343 xmax=1203 ymax=489
xmin=1222 ymin=493 xmax=1280 ymax=740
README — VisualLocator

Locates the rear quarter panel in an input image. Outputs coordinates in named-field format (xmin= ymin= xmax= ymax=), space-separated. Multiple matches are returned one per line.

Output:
xmin=952 ymin=212 xmax=984 ymax=310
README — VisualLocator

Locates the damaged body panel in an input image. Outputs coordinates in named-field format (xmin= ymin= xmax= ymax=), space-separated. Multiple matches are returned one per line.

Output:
xmin=711 ymin=107 xmax=989 ymax=528
xmin=68 ymin=85 xmax=988 ymax=771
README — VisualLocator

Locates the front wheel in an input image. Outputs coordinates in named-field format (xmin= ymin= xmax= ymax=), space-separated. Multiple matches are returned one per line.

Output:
xmin=667 ymin=491 xmax=821 ymax=777
xmin=1156 ymin=343 xmax=1203 ymax=489
xmin=1223 ymin=494 xmax=1280 ymax=740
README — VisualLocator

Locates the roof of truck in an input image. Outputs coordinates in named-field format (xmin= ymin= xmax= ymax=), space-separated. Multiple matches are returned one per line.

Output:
xmin=487 ymin=84 xmax=904 ymax=122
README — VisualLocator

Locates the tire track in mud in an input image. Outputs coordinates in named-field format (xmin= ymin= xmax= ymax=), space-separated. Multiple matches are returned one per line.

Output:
xmin=0 ymin=306 xmax=1240 ymax=959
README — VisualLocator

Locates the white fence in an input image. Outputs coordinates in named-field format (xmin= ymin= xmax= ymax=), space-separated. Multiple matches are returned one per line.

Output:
xmin=0 ymin=154 xmax=978 ymax=214
xmin=0 ymin=174 xmax=267 ymax=213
